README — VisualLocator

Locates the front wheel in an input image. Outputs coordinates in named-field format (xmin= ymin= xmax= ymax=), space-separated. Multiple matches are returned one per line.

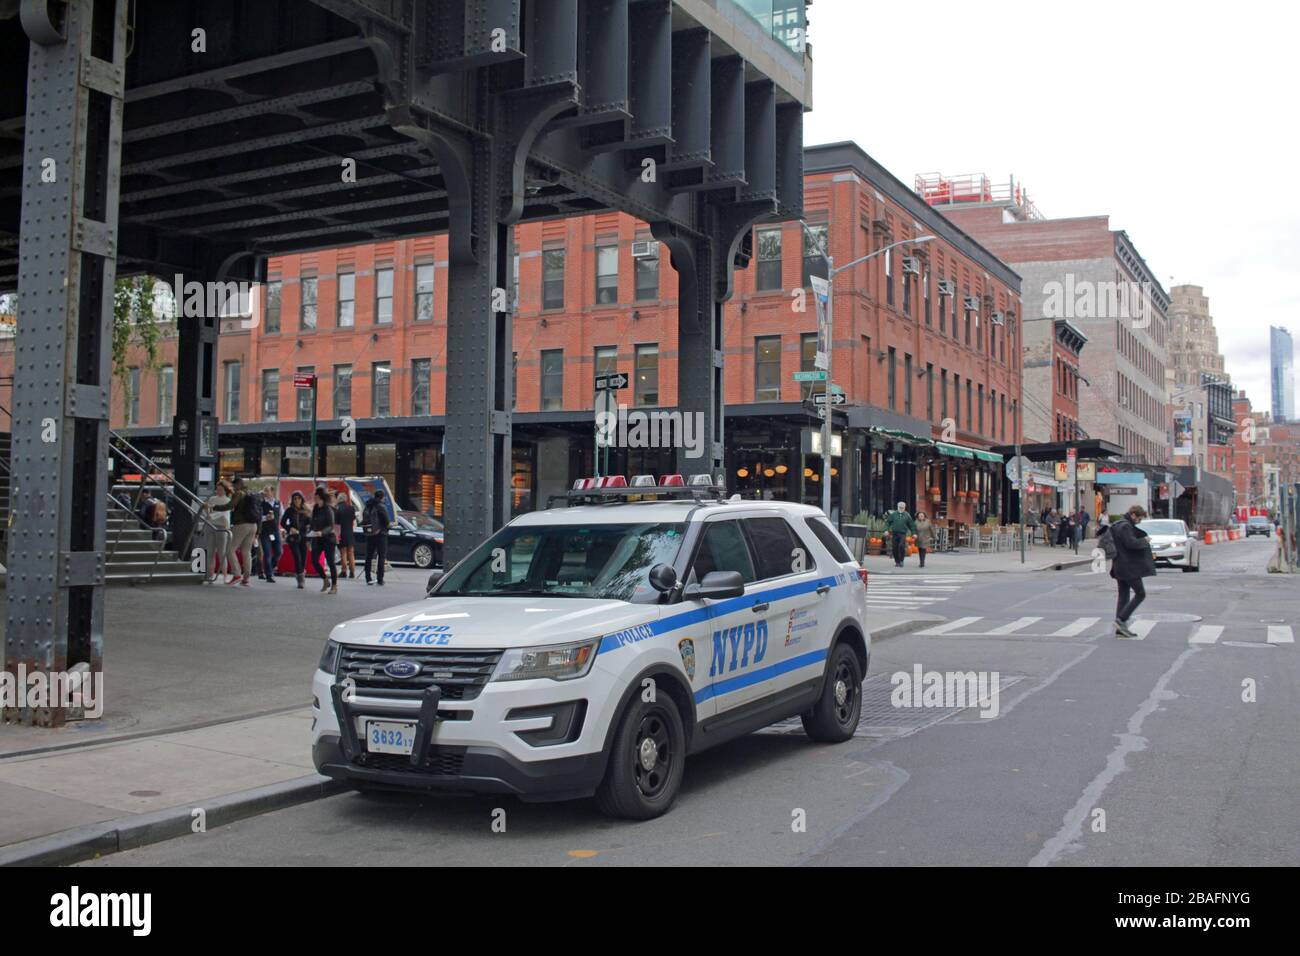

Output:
xmin=595 ymin=691 xmax=686 ymax=820
xmin=413 ymin=543 xmax=435 ymax=569
xmin=801 ymin=642 xmax=863 ymax=743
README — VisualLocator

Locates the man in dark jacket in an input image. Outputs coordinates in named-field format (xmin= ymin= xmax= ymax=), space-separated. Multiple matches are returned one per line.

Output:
xmin=257 ymin=488 xmax=283 ymax=582
xmin=885 ymin=502 xmax=916 ymax=569
xmin=362 ymin=489 xmax=391 ymax=585
xmin=1109 ymin=505 xmax=1156 ymax=637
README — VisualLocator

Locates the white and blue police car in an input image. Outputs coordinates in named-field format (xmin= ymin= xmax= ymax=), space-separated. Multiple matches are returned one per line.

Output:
xmin=311 ymin=474 xmax=870 ymax=819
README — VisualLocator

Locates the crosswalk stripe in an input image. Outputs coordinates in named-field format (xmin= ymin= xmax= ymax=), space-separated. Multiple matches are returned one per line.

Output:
xmin=1128 ymin=620 xmax=1156 ymax=640
xmin=1266 ymin=625 xmax=1294 ymax=644
xmin=915 ymin=616 xmax=982 ymax=635
xmin=1049 ymin=617 xmax=1099 ymax=637
xmin=985 ymin=616 xmax=1042 ymax=635
xmin=1189 ymin=625 xmax=1224 ymax=644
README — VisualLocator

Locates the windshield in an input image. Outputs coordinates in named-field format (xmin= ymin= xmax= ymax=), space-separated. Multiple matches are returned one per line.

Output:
xmin=436 ymin=522 xmax=686 ymax=602
xmin=401 ymin=511 xmax=443 ymax=531
xmin=1248 ymin=516 xmax=1271 ymax=525
xmin=1139 ymin=520 xmax=1186 ymax=536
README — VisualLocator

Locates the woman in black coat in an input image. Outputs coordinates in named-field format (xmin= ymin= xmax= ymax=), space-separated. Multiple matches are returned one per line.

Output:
xmin=1110 ymin=505 xmax=1156 ymax=637
xmin=308 ymin=486 xmax=338 ymax=594
xmin=280 ymin=491 xmax=311 ymax=589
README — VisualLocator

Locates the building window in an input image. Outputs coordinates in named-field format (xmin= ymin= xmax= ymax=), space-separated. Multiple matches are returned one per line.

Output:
xmin=755 ymin=336 xmax=782 ymax=402
xmin=756 ymin=228 xmax=782 ymax=291
xmin=265 ymin=281 xmax=281 ymax=333
xmin=224 ymin=361 xmax=241 ymax=423
xmin=884 ymin=249 xmax=894 ymax=307
xmin=595 ymin=243 xmax=618 ymax=304
xmin=802 ymin=223 xmax=828 ymax=287
xmin=634 ymin=240 xmax=659 ymax=301
xmin=963 ymin=293 xmax=971 ymax=345
xmin=157 ymin=365 xmax=174 ymax=425
xmin=938 ymin=277 xmax=946 ymax=333
xmin=887 ymin=346 xmax=897 ymax=410
xmin=924 ymin=269 xmax=932 ymax=326
xmin=541 ymin=349 xmax=564 ymax=410
xmin=337 ymin=272 xmax=355 ymax=327
xmin=126 ymin=367 xmax=140 ymax=425
xmin=594 ymin=346 xmax=617 ymax=376
xmin=635 ymin=344 xmax=659 ymax=406
xmin=300 ymin=277 xmax=317 ymax=330
xmin=902 ymin=269 xmax=912 ymax=317
xmin=261 ymin=369 xmax=278 ymax=422
xmin=371 ymin=362 xmax=391 ymax=417
xmin=926 ymin=363 xmax=934 ymax=421
xmin=333 ymin=365 xmax=351 ymax=418
xmin=375 ymin=267 xmax=394 ymax=324
xmin=953 ymin=373 xmax=961 ymax=427
xmin=411 ymin=358 xmax=431 ymax=415
xmin=799 ymin=333 xmax=824 ymax=401
xmin=904 ymin=353 xmax=913 ymax=415
xmin=941 ymin=368 xmax=949 ymax=420
xmin=542 ymin=247 xmax=565 ymax=310
xmin=414 ymin=264 xmax=434 ymax=322
xmin=296 ymin=366 xmax=315 ymax=421
xmin=978 ymin=384 xmax=985 ymax=434
xmin=966 ymin=380 xmax=973 ymax=431
xmin=511 ymin=352 xmax=517 ymax=410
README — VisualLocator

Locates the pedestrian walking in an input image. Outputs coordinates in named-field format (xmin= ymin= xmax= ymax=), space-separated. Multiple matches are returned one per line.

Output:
xmin=1025 ymin=506 xmax=1040 ymax=545
xmin=203 ymin=480 xmax=234 ymax=584
xmin=281 ymin=491 xmax=311 ymax=588
xmin=885 ymin=501 xmax=915 ymax=569
xmin=1043 ymin=508 xmax=1059 ymax=548
xmin=335 ymin=492 xmax=358 ymax=580
xmin=914 ymin=511 xmax=933 ymax=568
xmin=1109 ymin=505 xmax=1156 ymax=638
xmin=1074 ymin=507 xmax=1089 ymax=549
xmin=258 ymin=487 xmax=283 ymax=582
xmin=1057 ymin=510 xmax=1074 ymax=547
xmin=211 ymin=476 xmax=259 ymax=586
xmin=362 ymin=489 xmax=391 ymax=585
xmin=308 ymin=486 xmax=338 ymax=594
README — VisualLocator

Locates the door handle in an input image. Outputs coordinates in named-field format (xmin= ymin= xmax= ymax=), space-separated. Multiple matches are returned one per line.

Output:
xmin=751 ymin=602 xmax=770 ymax=613
xmin=816 ymin=584 xmax=831 ymax=596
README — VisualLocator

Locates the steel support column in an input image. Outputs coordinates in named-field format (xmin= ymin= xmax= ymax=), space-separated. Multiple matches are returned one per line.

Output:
xmin=5 ymin=0 xmax=127 ymax=726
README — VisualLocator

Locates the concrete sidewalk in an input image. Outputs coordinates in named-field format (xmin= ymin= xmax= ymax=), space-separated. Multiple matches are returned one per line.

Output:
xmin=862 ymin=545 xmax=1093 ymax=575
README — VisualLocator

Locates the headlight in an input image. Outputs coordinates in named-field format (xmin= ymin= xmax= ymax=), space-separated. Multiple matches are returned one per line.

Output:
xmin=318 ymin=639 xmax=342 ymax=675
xmin=492 ymin=638 xmax=601 ymax=682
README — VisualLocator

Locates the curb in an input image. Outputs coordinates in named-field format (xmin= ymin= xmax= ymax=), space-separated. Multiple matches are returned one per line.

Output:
xmin=868 ymin=615 xmax=943 ymax=642
xmin=866 ymin=556 xmax=1092 ymax=576
xmin=0 ymin=773 xmax=345 ymax=867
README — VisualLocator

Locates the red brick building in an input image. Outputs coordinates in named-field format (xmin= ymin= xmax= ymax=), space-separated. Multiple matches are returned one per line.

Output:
xmin=1 ymin=142 xmax=1023 ymax=527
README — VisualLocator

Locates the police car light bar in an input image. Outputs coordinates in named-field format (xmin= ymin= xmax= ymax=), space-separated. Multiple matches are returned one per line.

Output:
xmin=564 ymin=473 xmax=726 ymax=503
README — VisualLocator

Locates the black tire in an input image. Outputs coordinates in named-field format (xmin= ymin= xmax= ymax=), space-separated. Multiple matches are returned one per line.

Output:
xmin=801 ymin=642 xmax=863 ymax=743
xmin=413 ymin=543 xmax=435 ymax=569
xmin=595 ymin=691 xmax=686 ymax=820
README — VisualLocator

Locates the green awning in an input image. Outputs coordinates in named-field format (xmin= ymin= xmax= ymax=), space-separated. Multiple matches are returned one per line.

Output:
xmin=935 ymin=441 xmax=975 ymax=460
xmin=869 ymin=427 xmax=932 ymax=445
xmin=973 ymin=449 xmax=1004 ymax=463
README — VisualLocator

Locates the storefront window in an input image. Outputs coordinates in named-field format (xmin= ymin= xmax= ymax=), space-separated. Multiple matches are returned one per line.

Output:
xmin=406 ymin=446 xmax=443 ymax=518
xmin=219 ymin=446 xmax=247 ymax=479
xmin=260 ymin=446 xmax=283 ymax=476
xmin=512 ymin=446 xmax=534 ymax=516
xmin=326 ymin=444 xmax=357 ymax=475
xmin=365 ymin=443 xmax=397 ymax=495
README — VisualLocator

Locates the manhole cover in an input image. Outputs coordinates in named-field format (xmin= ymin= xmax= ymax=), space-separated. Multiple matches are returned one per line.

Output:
xmin=1133 ymin=612 xmax=1202 ymax=623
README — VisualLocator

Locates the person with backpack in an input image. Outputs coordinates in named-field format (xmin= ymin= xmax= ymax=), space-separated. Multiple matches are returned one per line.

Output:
xmin=1108 ymin=505 xmax=1156 ymax=638
xmin=308 ymin=486 xmax=338 ymax=594
xmin=362 ymin=489 xmax=391 ymax=586
xmin=280 ymin=491 xmax=311 ymax=589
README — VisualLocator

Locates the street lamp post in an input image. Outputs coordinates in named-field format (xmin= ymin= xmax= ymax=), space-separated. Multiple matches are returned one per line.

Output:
xmin=802 ymin=226 xmax=934 ymax=519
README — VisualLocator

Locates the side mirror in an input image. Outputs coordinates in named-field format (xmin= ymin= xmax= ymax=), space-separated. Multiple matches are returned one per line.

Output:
xmin=683 ymin=570 xmax=745 ymax=601
xmin=1188 ymin=531 xmax=1198 ymax=538
xmin=425 ymin=570 xmax=445 ymax=596
xmin=648 ymin=563 xmax=678 ymax=593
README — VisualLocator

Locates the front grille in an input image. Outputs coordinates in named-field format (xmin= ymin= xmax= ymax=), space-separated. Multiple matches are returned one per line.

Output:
xmin=360 ymin=746 xmax=467 ymax=776
xmin=340 ymin=645 xmax=502 ymax=701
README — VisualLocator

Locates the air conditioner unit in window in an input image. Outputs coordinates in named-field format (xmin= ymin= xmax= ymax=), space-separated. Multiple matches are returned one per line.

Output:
xmin=901 ymin=256 xmax=920 ymax=276
xmin=937 ymin=279 xmax=956 ymax=297
xmin=964 ymin=296 xmax=980 ymax=311
xmin=631 ymin=240 xmax=656 ymax=259
xmin=990 ymin=311 xmax=1005 ymax=326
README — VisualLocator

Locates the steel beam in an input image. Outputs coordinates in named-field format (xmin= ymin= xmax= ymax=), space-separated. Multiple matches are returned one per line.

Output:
xmin=6 ymin=0 xmax=127 ymax=726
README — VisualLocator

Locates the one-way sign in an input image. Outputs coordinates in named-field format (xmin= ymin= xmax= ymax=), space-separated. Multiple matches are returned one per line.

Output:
xmin=813 ymin=392 xmax=846 ymax=406
xmin=595 ymin=372 xmax=629 ymax=390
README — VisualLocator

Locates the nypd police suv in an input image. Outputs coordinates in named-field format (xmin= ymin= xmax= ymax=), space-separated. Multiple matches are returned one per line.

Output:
xmin=311 ymin=474 xmax=870 ymax=819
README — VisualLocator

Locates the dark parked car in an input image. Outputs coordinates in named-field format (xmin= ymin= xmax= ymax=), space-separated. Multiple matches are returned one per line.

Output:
xmin=1246 ymin=515 xmax=1274 ymax=537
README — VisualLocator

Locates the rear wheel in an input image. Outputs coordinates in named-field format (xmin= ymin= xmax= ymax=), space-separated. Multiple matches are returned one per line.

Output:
xmin=413 ymin=543 xmax=435 ymax=569
xmin=801 ymin=642 xmax=863 ymax=743
xmin=595 ymin=691 xmax=686 ymax=820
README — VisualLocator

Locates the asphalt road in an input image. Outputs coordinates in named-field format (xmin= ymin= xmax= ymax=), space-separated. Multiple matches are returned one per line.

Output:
xmin=88 ymin=537 xmax=1298 ymax=867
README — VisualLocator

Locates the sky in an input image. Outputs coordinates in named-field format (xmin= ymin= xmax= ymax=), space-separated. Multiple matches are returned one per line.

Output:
xmin=803 ymin=0 xmax=1299 ymax=414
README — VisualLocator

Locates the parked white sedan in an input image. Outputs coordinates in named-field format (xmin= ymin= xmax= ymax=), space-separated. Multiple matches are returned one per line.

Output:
xmin=1138 ymin=518 xmax=1201 ymax=572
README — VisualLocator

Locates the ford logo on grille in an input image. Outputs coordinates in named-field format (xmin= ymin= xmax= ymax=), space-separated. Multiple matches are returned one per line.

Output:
xmin=382 ymin=659 xmax=421 ymax=679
